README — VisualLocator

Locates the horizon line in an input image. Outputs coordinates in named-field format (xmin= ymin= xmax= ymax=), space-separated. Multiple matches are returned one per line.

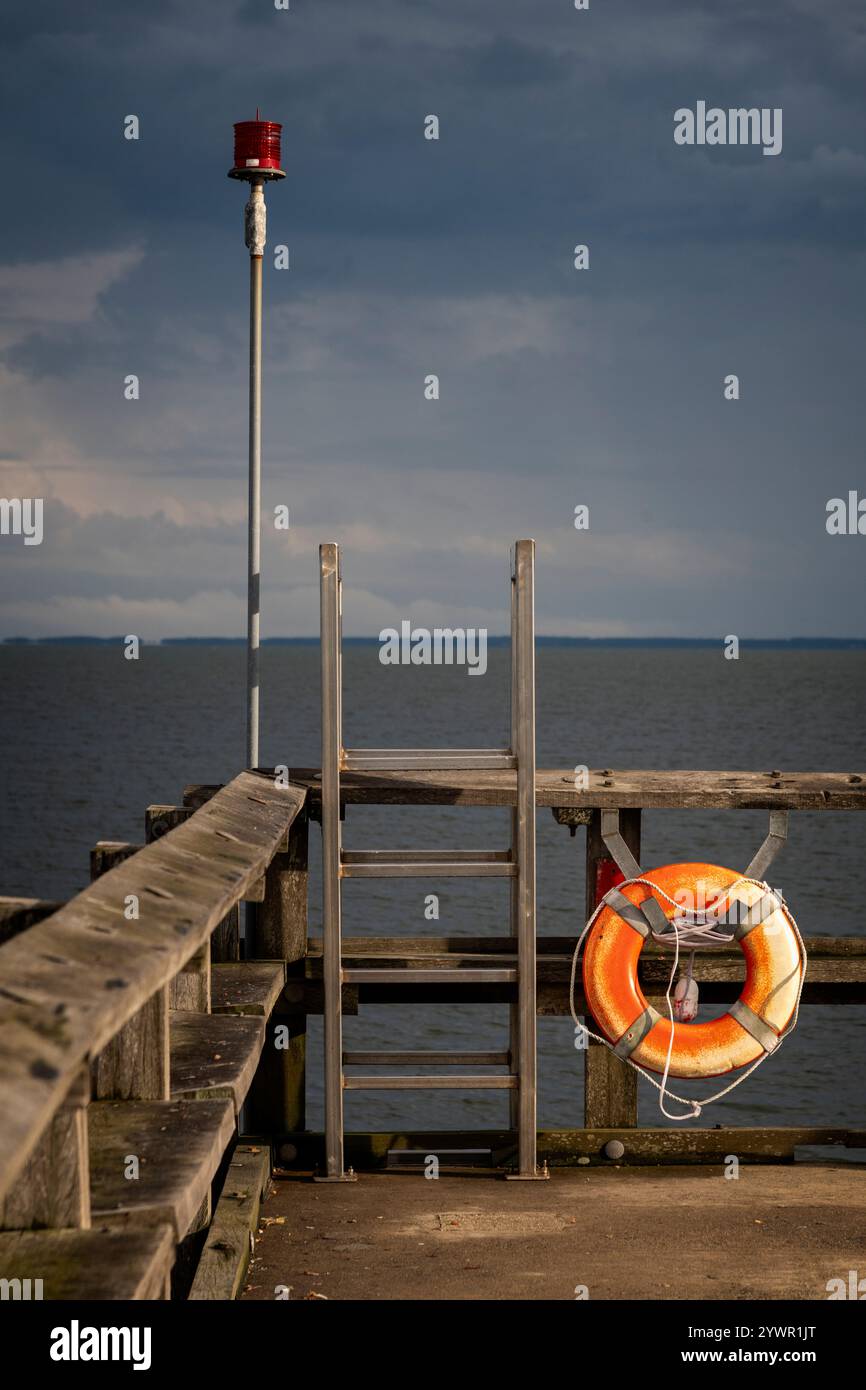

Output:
xmin=3 ymin=635 xmax=866 ymax=649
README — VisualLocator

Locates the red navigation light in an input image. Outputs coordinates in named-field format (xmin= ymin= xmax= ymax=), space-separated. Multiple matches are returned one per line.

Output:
xmin=229 ymin=117 xmax=285 ymax=181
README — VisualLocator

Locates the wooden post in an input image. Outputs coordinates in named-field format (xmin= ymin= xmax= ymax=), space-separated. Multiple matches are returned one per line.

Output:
xmin=90 ymin=841 xmax=140 ymax=878
xmin=246 ymin=810 xmax=308 ymax=1133
xmin=583 ymin=808 xmax=640 ymax=1128
xmin=90 ymin=842 xmax=170 ymax=1101
xmin=144 ymin=805 xmax=193 ymax=842
xmin=146 ymin=809 xmax=211 ymax=1012
xmin=170 ymin=944 xmax=211 ymax=1012
xmin=145 ymin=797 xmax=241 ymax=960
xmin=0 ymin=1066 xmax=91 ymax=1231
xmin=0 ymin=897 xmax=64 ymax=945
xmin=211 ymin=906 xmax=240 ymax=963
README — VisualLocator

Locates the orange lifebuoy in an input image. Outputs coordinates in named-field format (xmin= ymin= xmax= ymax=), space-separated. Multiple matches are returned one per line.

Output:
xmin=583 ymin=862 xmax=803 ymax=1079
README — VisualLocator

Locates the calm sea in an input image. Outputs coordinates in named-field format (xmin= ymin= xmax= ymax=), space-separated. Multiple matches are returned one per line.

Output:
xmin=1 ymin=644 xmax=864 ymax=1137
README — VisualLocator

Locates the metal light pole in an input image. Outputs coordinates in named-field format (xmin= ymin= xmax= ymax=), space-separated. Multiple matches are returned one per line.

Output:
xmin=229 ymin=115 xmax=285 ymax=768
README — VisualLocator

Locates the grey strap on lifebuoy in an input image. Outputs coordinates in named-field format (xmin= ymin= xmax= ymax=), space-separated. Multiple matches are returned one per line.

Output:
xmin=602 ymin=886 xmax=650 ymax=938
xmin=603 ymin=885 xmax=669 ymax=938
xmin=613 ymin=1005 xmax=662 ymax=1059
xmin=729 ymin=887 xmax=780 ymax=940
xmin=729 ymin=999 xmax=780 ymax=1053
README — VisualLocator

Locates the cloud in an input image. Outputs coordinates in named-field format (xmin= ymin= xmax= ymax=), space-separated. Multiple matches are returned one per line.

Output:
xmin=0 ymin=246 xmax=144 ymax=352
xmin=0 ymin=2 xmax=864 ymax=639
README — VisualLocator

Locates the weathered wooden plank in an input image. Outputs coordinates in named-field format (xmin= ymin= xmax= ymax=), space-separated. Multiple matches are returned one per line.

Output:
xmin=92 ymin=993 xmax=171 ymax=1101
xmin=244 ymin=875 xmax=266 ymax=903
xmin=0 ymin=898 xmax=64 ymax=945
xmin=245 ymin=1009 xmax=306 ymax=1134
xmin=252 ymin=811 xmax=308 ymax=961
xmin=284 ymin=767 xmax=866 ymax=810
xmin=169 ymin=1012 xmax=265 ymax=1116
xmin=277 ymin=1127 xmax=866 ymax=1170
xmin=170 ymin=943 xmax=211 ymax=1013
xmin=311 ymin=934 xmax=866 ymax=965
xmin=314 ymin=979 xmax=864 ymax=1010
xmin=297 ymin=981 xmax=359 ymax=1016
xmin=89 ymin=1099 xmax=235 ymax=1237
xmin=537 ymin=1127 xmax=866 ymax=1164
xmin=172 ymin=1189 xmax=213 ymax=1300
xmin=0 ymin=772 xmax=307 ymax=1206
xmin=211 ymin=906 xmax=241 ymax=964
xmin=0 ymin=1066 xmax=90 ymax=1231
xmin=188 ymin=1145 xmax=270 ymax=1301
xmin=0 ymin=1225 xmax=175 ymax=1300
xmin=90 ymin=841 xmax=141 ymax=879
xmin=247 ymin=809 xmax=309 ymax=1134
xmin=303 ymin=937 xmax=866 ymax=1008
xmin=90 ymin=839 xmax=170 ymax=1103
xmin=180 ymin=791 xmax=244 ymax=961
xmin=145 ymin=805 xmax=193 ymax=843
xmin=211 ymin=962 xmax=286 ymax=1016
xmin=183 ymin=784 xmax=224 ymax=809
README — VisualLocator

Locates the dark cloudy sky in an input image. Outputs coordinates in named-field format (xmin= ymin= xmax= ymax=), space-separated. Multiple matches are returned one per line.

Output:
xmin=1 ymin=0 xmax=864 ymax=637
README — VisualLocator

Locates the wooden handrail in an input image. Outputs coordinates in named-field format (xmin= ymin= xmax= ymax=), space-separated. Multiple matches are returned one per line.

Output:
xmin=0 ymin=771 xmax=306 ymax=1204
xmin=284 ymin=767 xmax=866 ymax=809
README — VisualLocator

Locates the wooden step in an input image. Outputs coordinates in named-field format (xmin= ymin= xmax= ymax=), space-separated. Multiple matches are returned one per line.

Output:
xmin=0 ymin=1225 xmax=175 ymax=1300
xmin=189 ymin=1145 xmax=270 ymax=1301
xmin=89 ymin=1098 xmax=234 ymax=1238
xmin=170 ymin=1012 xmax=265 ymax=1114
xmin=211 ymin=961 xmax=286 ymax=1017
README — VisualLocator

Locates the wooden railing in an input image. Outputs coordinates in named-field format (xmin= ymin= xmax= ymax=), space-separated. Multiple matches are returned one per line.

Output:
xmin=0 ymin=771 xmax=306 ymax=1300
xmin=285 ymin=765 xmax=866 ymax=1165
xmin=1 ymin=764 xmax=864 ymax=1298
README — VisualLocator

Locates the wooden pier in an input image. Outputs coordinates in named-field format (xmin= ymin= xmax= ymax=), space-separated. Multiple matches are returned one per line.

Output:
xmin=0 ymin=765 xmax=864 ymax=1300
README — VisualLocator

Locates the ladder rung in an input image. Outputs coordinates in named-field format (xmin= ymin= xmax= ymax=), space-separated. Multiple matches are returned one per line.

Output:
xmin=342 ymin=1050 xmax=510 ymax=1066
xmin=343 ymin=849 xmax=512 ymax=863
xmin=386 ymin=1148 xmax=493 ymax=1168
xmin=342 ymin=967 xmax=518 ymax=985
xmin=342 ymin=749 xmax=516 ymax=771
xmin=341 ymin=849 xmax=516 ymax=878
xmin=343 ymin=1074 xmax=518 ymax=1090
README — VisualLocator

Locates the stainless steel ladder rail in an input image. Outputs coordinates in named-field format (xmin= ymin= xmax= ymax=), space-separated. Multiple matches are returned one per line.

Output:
xmin=509 ymin=538 xmax=539 ymax=1180
xmin=319 ymin=541 xmax=346 ymax=1180
xmin=317 ymin=539 xmax=543 ymax=1180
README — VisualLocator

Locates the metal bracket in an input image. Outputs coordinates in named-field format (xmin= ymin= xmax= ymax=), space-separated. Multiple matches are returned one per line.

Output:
xmin=600 ymin=810 xmax=642 ymax=878
xmin=589 ymin=808 xmax=792 ymax=959
xmin=600 ymin=808 xmax=789 ymax=889
xmin=744 ymin=810 xmax=788 ymax=880
xmin=597 ymin=811 xmax=674 ymax=936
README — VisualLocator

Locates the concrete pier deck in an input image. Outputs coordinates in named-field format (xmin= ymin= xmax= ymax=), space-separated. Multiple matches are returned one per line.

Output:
xmin=240 ymin=1164 xmax=866 ymax=1301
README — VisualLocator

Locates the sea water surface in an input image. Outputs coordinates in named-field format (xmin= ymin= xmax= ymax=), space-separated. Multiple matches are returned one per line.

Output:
xmin=1 ymin=643 xmax=864 ymax=1136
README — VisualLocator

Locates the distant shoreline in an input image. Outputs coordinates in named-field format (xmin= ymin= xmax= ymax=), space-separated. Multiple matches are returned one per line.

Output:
xmin=3 ymin=636 xmax=866 ymax=650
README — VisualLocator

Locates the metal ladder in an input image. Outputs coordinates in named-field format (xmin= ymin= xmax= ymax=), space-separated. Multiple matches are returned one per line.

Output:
xmin=317 ymin=539 xmax=544 ymax=1180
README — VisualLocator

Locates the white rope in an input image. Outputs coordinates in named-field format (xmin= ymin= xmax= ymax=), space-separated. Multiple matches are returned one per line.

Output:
xmin=569 ymin=874 xmax=808 ymax=1122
